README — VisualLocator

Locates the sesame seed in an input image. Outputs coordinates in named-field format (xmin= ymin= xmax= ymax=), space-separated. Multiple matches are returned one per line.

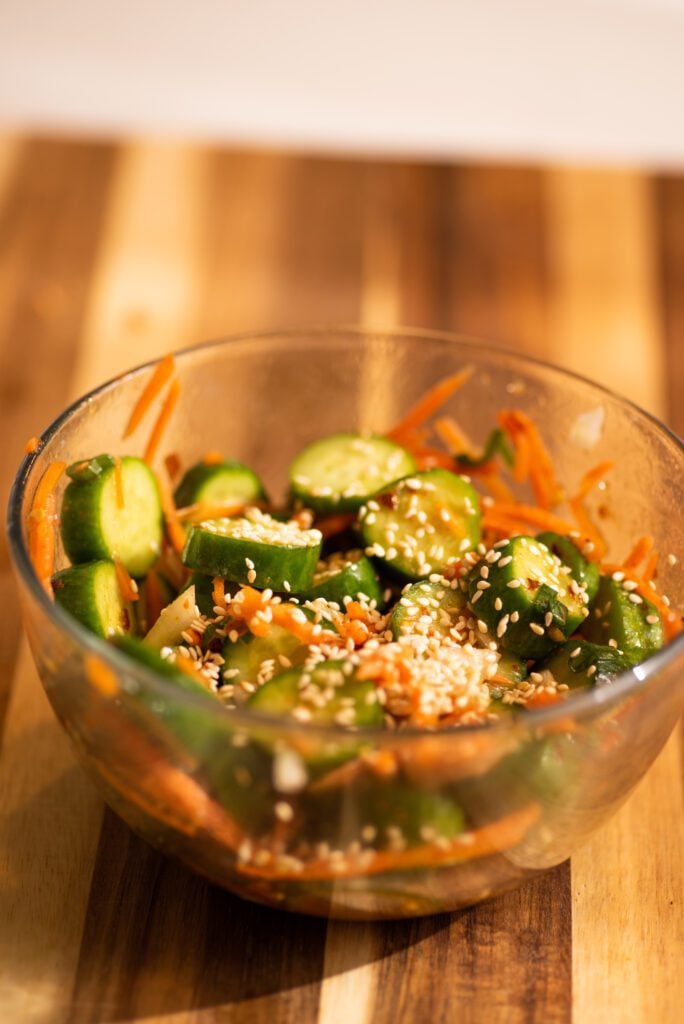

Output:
xmin=494 ymin=597 xmax=503 ymax=611
xmin=612 ymin=571 xmax=625 ymax=582
xmin=667 ymin=553 xmax=677 ymax=567
xmin=480 ymin=565 xmax=490 ymax=579
xmin=586 ymin=665 xmax=597 ymax=677
xmin=628 ymin=593 xmax=643 ymax=604
xmin=529 ymin=622 xmax=545 ymax=636
xmin=510 ymin=611 xmax=520 ymax=623
xmin=496 ymin=615 xmax=509 ymax=638
xmin=477 ymin=619 xmax=489 ymax=634
xmin=274 ymin=801 xmax=294 ymax=822
xmin=507 ymin=579 xmax=522 ymax=589
xmin=646 ymin=614 xmax=659 ymax=625
xmin=498 ymin=555 xmax=513 ymax=567
xmin=476 ymin=580 xmax=491 ymax=590
xmin=570 ymin=647 xmax=582 ymax=658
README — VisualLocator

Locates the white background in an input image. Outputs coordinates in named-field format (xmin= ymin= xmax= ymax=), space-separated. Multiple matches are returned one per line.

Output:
xmin=1 ymin=0 xmax=684 ymax=166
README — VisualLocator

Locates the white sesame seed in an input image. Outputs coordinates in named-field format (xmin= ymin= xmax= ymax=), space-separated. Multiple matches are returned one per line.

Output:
xmin=667 ymin=553 xmax=677 ymax=567
xmin=274 ymin=801 xmax=294 ymax=822
xmin=494 ymin=597 xmax=503 ymax=611
xmin=529 ymin=622 xmax=545 ymax=636
xmin=586 ymin=665 xmax=597 ymax=677
xmin=570 ymin=647 xmax=582 ymax=658
xmin=628 ymin=593 xmax=643 ymax=604
xmin=646 ymin=614 xmax=659 ymax=625
xmin=507 ymin=579 xmax=522 ymax=589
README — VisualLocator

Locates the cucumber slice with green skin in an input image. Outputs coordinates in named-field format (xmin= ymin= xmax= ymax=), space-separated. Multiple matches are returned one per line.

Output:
xmin=174 ymin=459 xmax=265 ymax=509
xmin=389 ymin=579 xmax=466 ymax=639
xmin=360 ymin=469 xmax=481 ymax=580
xmin=495 ymin=652 xmax=529 ymax=684
xmin=580 ymin=576 xmax=664 ymax=664
xmin=542 ymin=639 xmax=633 ymax=689
xmin=144 ymin=586 xmax=199 ymax=649
xmin=113 ymin=637 xmax=275 ymax=831
xmin=289 ymin=433 xmax=416 ymax=514
xmin=52 ymin=560 xmax=133 ymax=639
xmin=305 ymin=550 xmax=383 ymax=607
xmin=60 ymin=455 xmax=162 ymax=577
xmin=223 ymin=625 xmax=308 ymax=691
xmin=182 ymin=509 xmax=322 ymax=592
xmin=536 ymin=531 xmax=600 ymax=605
xmin=248 ymin=660 xmax=383 ymax=728
xmin=467 ymin=536 xmax=587 ymax=660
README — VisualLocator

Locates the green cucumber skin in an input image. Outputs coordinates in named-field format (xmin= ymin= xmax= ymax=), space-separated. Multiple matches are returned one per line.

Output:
xmin=581 ymin=576 xmax=664 ymax=663
xmin=289 ymin=433 xmax=416 ymax=515
xmin=541 ymin=639 xmax=633 ymax=689
xmin=390 ymin=579 xmax=466 ymax=639
xmin=305 ymin=555 xmax=383 ymax=607
xmin=182 ymin=527 xmax=321 ymax=592
xmin=52 ymin=560 xmax=132 ymax=638
xmin=361 ymin=468 xmax=481 ymax=581
xmin=60 ymin=455 xmax=162 ymax=577
xmin=536 ymin=531 xmax=600 ymax=605
xmin=223 ymin=626 xmax=307 ymax=688
xmin=467 ymin=536 xmax=585 ymax=660
xmin=174 ymin=460 xmax=265 ymax=508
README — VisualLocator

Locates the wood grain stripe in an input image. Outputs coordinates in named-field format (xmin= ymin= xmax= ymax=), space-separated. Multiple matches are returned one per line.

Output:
xmin=0 ymin=138 xmax=116 ymax=738
xmin=655 ymin=174 xmax=684 ymax=439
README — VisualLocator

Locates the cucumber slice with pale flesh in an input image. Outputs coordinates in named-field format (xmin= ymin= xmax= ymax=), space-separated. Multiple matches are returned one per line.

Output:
xmin=182 ymin=509 xmax=322 ymax=592
xmin=360 ymin=469 xmax=481 ymax=580
xmin=289 ymin=433 xmax=416 ymax=514
xmin=390 ymin=579 xmax=466 ymax=639
xmin=542 ymin=639 xmax=632 ymax=689
xmin=536 ymin=531 xmax=600 ymax=605
xmin=581 ymin=575 xmax=664 ymax=663
xmin=223 ymin=625 xmax=308 ymax=691
xmin=467 ymin=536 xmax=587 ymax=659
xmin=247 ymin=659 xmax=383 ymax=729
xmin=52 ymin=560 xmax=133 ymax=638
xmin=174 ymin=459 xmax=264 ymax=509
xmin=61 ymin=455 xmax=162 ymax=577
xmin=305 ymin=550 xmax=382 ymax=606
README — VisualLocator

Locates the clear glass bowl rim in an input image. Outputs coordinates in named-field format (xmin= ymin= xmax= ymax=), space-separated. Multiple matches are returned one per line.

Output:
xmin=7 ymin=325 xmax=684 ymax=740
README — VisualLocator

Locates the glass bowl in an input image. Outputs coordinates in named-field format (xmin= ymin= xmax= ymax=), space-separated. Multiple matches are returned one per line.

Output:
xmin=7 ymin=328 xmax=684 ymax=920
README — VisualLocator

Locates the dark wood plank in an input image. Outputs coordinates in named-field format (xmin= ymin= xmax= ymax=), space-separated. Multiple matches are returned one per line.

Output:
xmin=445 ymin=166 xmax=549 ymax=356
xmin=69 ymin=809 xmax=328 ymax=1023
xmin=655 ymin=175 xmax=684 ymax=438
xmin=0 ymin=137 xmax=116 ymax=738
xmin=369 ymin=864 xmax=572 ymax=1024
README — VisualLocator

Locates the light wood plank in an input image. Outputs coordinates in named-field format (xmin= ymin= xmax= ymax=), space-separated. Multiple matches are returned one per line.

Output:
xmin=545 ymin=168 xmax=683 ymax=1024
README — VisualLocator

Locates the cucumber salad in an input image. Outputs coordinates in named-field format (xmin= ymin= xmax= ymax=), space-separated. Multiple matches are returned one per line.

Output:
xmin=26 ymin=359 xmax=681 ymax=889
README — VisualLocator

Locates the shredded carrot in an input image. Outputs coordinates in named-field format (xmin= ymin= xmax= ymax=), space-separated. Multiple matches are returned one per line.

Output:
xmin=315 ymin=513 xmax=356 ymax=540
xmin=114 ymin=560 xmax=139 ymax=603
xmin=176 ymin=501 xmax=248 ymax=524
xmin=488 ymin=674 xmax=516 ymax=688
xmin=412 ymin=446 xmax=458 ymax=471
xmin=24 ymin=436 xmax=41 ymax=454
xmin=568 ymin=497 xmax=605 ymax=561
xmin=28 ymin=461 xmax=66 ymax=595
xmin=144 ymin=377 xmax=181 ymax=466
xmin=483 ymin=502 xmax=577 ymax=537
xmin=84 ymin=653 xmax=120 ymax=698
xmin=238 ymin=803 xmax=539 ymax=882
xmin=164 ymin=452 xmax=182 ymax=481
xmin=498 ymin=410 xmax=563 ymax=509
xmin=155 ymin=470 xmax=186 ymax=555
xmin=174 ymin=652 xmax=212 ymax=688
xmin=202 ymin=450 xmax=224 ymax=465
xmin=232 ymin=587 xmax=340 ymax=646
xmin=623 ymin=535 xmax=654 ymax=572
xmin=574 ymin=460 xmax=614 ymax=501
xmin=479 ymin=466 xmax=516 ymax=504
xmin=212 ymin=576 xmax=226 ymax=610
xmin=123 ymin=353 xmax=176 ymax=439
xmin=525 ymin=690 xmax=563 ymax=710
xmin=434 ymin=416 xmax=472 ymax=454
xmin=145 ymin=570 xmax=165 ymax=629
xmin=387 ymin=367 xmax=474 ymax=442
xmin=642 ymin=551 xmax=659 ymax=583
xmin=113 ymin=455 xmax=125 ymax=510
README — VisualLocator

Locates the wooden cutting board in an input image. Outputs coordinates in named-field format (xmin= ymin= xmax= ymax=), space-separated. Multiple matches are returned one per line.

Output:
xmin=0 ymin=137 xmax=682 ymax=1024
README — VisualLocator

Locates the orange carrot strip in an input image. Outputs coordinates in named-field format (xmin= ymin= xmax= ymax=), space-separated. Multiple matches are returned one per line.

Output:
xmin=202 ymin=450 xmax=224 ymax=465
xmin=525 ymin=690 xmax=563 ymax=710
xmin=113 ymin=455 xmax=125 ymax=510
xmin=176 ymin=501 xmax=248 ymax=524
xmin=387 ymin=367 xmax=474 ymax=441
xmin=144 ymin=377 xmax=181 ymax=465
xmin=164 ymin=452 xmax=182 ymax=481
xmin=155 ymin=470 xmax=187 ymax=555
xmin=84 ymin=653 xmax=120 ymax=698
xmin=24 ymin=436 xmax=41 ymax=454
xmin=483 ymin=503 xmax=577 ymax=536
xmin=568 ymin=497 xmax=605 ymax=561
xmin=238 ymin=804 xmax=539 ymax=882
xmin=479 ymin=467 xmax=516 ymax=504
xmin=123 ymin=353 xmax=176 ymax=439
xmin=114 ymin=560 xmax=139 ymax=603
xmin=642 ymin=551 xmax=659 ymax=583
xmin=575 ymin=460 xmax=614 ymax=501
xmin=499 ymin=410 xmax=563 ymax=509
xmin=434 ymin=416 xmax=472 ymax=454
xmin=145 ymin=570 xmax=165 ymax=629
xmin=174 ymin=652 xmax=212 ymax=689
xmin=212 ymin=576 xmax=225 ymax=610
xmin=623 ymin=535 xmax=654 ymax=572
xmin=28 ymin=461 xmax=66 ymax=595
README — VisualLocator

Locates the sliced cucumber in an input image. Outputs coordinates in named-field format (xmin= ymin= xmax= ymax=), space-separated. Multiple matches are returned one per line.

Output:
xmin=144 ymin=586 xmax=199 ymax=649
xmin=61 ymin=455 xmax=162 ymax=577
xmin=182 ymin=508 xmax=322 ymax=592
xmin=389 ymin=579 xmax=466 ymax=639
xmin=247 ymin=659 xmax=383 ymax=728
xmin=305 ymin=550 xmax=382 ymax=606
xmin=223 ymin=625 xmax=308 ymax=690
xmin=289 ymin=433 xmax=416 ymax=514
xmin=542 ymin=639 xmax=632 ymax=689
xmin=360 ymin=469 xmax=481 ymax=580
xmin=52 ymin=560 xmax=132 ymax=639
xmin=495 ymin=652 xmax=529 ymax=684
xmin=467 ymin=536 xmax=586 ymax=659
xmin=536 ymin=531 xmax=600 ymax=605
xmin=581 ymin=575 xmax=664 ymax=664
xmin=174 ymin=459 xmax=264 ymax=509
